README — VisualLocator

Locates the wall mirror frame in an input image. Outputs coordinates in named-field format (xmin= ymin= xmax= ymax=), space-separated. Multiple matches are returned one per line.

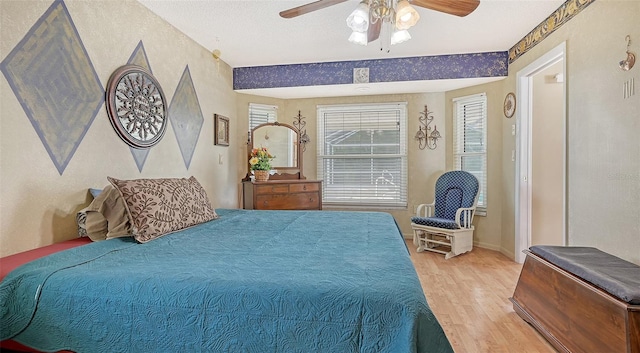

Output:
xmin=244 ymin=122 xmax=305 ymax=181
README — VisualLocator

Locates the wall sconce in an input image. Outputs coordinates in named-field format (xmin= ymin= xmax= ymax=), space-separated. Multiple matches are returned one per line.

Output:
xmin=619 ymin=35 xmax=636 ymax=71
xmin=415 ymin=105 xmax=441 ymax=150
xmin=292 ymin=110 xmax=310 ymax=152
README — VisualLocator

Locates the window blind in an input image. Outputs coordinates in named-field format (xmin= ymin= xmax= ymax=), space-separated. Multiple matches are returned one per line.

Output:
xmin=453 ymin=93 xmax=487 ymax=211
xmin=317 ymin=103 xmax=408 ymax=207
xmin=249 ymin=103 xmax=277 ymax=130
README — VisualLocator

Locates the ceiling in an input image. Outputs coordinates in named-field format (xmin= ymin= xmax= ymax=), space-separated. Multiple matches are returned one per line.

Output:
xmin=137 ymin=0 xmax=565 ymax=98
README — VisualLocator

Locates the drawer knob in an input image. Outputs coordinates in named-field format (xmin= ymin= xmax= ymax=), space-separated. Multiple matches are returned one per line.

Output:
xmin=303 ymin=185 xmax=307 ymax=190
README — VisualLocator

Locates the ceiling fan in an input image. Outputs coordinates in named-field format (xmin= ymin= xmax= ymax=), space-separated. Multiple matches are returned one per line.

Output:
xmin=280 ymin=0 xmax=480 ymax=45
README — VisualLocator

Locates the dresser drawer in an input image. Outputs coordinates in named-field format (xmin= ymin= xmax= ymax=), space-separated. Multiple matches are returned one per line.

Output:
xmin=254 ymin=184 xmax=290 ymax=195
xmin=289 ymin=183 xmax=319 ymax=193
xmin=255 ymin=192 xmax=320 ymax=210
xmin=243 ymin=180 xmax=322 ymax=210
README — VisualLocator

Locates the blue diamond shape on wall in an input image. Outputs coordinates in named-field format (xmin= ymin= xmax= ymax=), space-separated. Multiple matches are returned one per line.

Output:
xmin=0 ymin=0 xmax=103 ymax=175
xmin=169 ymin=66 xmax=203 ymax=169
xmin=127 ymin=41 xmax=153 ymax=172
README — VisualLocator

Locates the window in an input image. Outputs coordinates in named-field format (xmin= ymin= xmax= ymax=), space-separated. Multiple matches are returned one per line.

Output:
xmin=453 ymin=93 xmax=487 ymax=213
xmin=248 ymin=103 xmax=277 ymax=130
xmin=317 ymin=103 xmax=407 ymax=208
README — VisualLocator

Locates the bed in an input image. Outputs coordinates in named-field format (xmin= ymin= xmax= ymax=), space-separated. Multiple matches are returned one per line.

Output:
xmin=0 ymin=177 xmax=453 ymax=353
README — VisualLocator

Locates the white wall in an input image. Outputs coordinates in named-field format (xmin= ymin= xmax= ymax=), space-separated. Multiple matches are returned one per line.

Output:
xmin=502 ymin=1 xmax=640 ymax=263
xmin=4 ymin=0 xmax=637 ymax=264
xmin=445 ymin=80 xmax=505 ymax=252
xmin=0 ymin=0 xmax=238 ymax=256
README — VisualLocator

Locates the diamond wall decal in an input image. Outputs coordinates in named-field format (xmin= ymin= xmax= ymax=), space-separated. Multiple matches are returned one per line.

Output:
xmin=1 ymin=0 xmax=103 ymax=175
xmin=127 ymin=41 xmax=153 ymax=172
xmin=169 ymin=66 xmax=203 ymax=169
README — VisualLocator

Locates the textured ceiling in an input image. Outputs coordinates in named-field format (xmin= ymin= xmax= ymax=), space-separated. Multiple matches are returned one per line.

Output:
xmin=137 ymin=0 xmax=565 ymax=98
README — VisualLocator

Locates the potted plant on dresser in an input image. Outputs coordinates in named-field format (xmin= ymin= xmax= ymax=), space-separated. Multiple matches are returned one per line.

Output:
xmin=249 ymin=147 xmax=274 ymax=182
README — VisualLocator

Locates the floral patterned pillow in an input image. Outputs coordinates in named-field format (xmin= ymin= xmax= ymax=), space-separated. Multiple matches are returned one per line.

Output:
xmin=107 ymin=176 xmax=218 ymax=243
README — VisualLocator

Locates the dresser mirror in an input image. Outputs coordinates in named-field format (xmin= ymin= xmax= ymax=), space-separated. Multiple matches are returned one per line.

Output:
xmin=246 ymin=122 xmax=304 ymax=180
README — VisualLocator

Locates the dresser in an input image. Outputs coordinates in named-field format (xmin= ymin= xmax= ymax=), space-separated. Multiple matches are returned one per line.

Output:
xmin=242 ymin=180 xmax=322 ymax=210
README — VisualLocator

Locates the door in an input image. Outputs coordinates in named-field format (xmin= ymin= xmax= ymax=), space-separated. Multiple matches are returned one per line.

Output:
xmin=514 ymin=42 xmax=567 ymax=263
xmin=530 ymin=61 xmax=564 ymax=246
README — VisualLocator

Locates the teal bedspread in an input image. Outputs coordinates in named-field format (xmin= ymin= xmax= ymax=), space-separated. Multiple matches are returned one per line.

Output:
xmin=1 ymin=209 xmax=453 ymax=353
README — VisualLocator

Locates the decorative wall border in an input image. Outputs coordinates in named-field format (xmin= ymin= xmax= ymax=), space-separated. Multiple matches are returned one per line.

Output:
xmin=509 ymin=0 xmax=595 ymax=63
xmin=233 ymin=52 xmax=508 ymax=90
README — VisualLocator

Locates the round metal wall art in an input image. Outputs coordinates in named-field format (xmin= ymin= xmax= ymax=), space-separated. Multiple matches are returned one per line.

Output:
xmin=106 ymin=65 xmax=167 ymax=148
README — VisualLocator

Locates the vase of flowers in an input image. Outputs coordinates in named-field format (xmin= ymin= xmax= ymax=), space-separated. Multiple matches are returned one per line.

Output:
xmin=249 ymin=147 xmax=274 ymax=182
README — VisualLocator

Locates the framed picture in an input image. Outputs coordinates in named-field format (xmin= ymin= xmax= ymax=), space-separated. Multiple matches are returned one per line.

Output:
xmin=214 ymin=114 xmax=229 ymax=146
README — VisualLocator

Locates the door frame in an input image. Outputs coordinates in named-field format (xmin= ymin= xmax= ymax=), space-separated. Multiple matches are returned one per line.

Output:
xmin=514 ymin=42 xmax=567 ymax=263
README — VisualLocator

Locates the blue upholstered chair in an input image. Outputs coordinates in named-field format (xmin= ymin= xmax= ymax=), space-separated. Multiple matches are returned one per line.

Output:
xmin=411 ymin=171 xmax=479 ymax=259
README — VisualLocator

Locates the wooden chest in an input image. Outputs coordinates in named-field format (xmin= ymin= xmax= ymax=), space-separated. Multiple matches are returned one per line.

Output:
xmin=242 ymin=180 xmax=322 ymax=210
xmin=510 ymin=250 xmax=640 ymax=353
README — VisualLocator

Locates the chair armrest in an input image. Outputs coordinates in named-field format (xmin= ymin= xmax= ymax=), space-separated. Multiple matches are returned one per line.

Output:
xmin=455 ymin=206 xmax=476 ymax=228
xmin=416 ymin=202 xmax=435 ymax=217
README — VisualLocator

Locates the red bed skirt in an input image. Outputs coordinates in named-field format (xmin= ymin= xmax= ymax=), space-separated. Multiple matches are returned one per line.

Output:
xmin=1 ymin=237 xmax=91 ymax=353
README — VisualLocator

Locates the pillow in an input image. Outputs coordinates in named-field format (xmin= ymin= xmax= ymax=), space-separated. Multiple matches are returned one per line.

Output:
xmin=77 ymin=185 xmax=132 ymax=241
xmin=77 ymin=188 xmax=105 ymax=237
xmin=77 ymin=188 xmax=102 ymax=237
xmin=107 ymin=176 xmax=218 ymax=243
xmin=76 ymin=210 xmax=89 ymax=238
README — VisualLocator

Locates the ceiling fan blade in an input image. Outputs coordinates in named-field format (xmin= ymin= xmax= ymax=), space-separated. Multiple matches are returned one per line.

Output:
xmin=367 ymin=21 xmax=382 ymax=43
xmin=410 ymin=0 xmax=480 ymax=17
xmin=280 ymin=0 xmax=349 ymax=18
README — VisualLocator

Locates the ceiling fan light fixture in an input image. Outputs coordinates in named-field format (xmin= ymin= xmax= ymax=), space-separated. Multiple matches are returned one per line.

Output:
xmin=348 ymin=31 xmax=369 ymax=46
xmin=395 ymin=0 xmax=420 ymax=30
xmin=346 ymin=2 xmax=370 ymax=32
xmin=390 ymin=29 xmax=411 ymax=45
xmin=370 ymin=0 xmax=391 ymax=21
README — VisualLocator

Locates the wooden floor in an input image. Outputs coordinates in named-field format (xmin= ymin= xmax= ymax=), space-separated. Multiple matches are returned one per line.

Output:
xmin=407 ymin=241 xmax=557 ymax=353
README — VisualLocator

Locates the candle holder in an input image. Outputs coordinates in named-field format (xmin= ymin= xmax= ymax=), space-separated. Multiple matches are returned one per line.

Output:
xmin=415 ymin=105 xmax=441 ymax=150
xmin=292 ymin=110 xmax=310 ymax=152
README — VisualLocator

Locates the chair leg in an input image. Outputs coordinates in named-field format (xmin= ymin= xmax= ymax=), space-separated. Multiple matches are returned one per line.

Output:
xmin=415 ymin=230 xmax=426 ymax=252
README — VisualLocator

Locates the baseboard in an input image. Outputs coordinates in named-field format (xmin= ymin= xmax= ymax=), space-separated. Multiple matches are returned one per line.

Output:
xmin=499 ymin=247 xmax=515 ymax=261
xmin=475 ymin=242 xmax=517 ymax=261
xmin=473 ymin=240 xmax=500 ymax=252
xmin=406 ymin=234 xmax=517 ymax=261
